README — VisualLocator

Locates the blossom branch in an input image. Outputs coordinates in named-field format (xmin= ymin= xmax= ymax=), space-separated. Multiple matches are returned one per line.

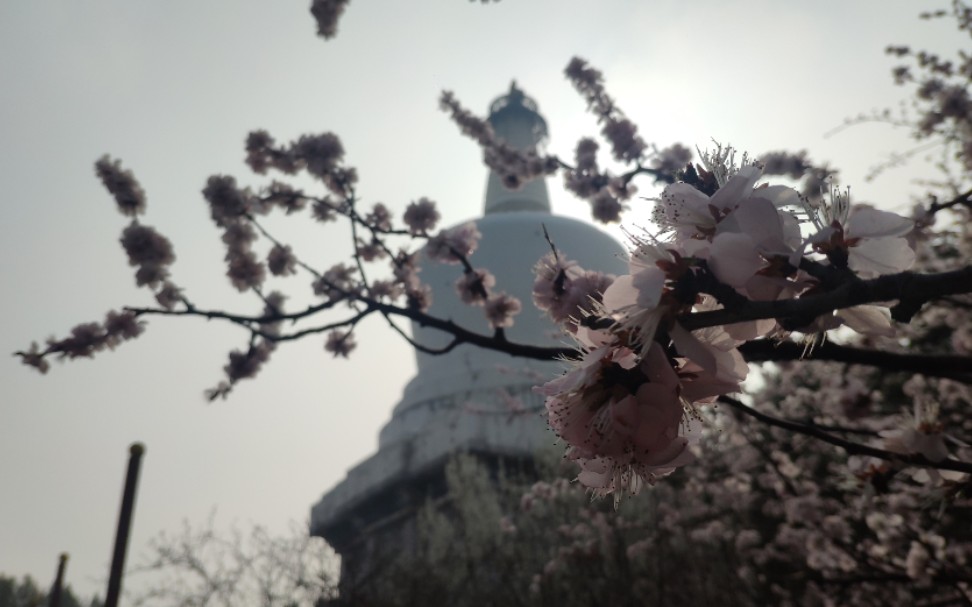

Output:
xmin=718 ymin=396 xmax=972 ymax=475
xmin=926 ymin=186 xmax=972 ymax=216
xmin=737 ymin=340 xmax=972 ymax=383
xmin=683 ymin=265 xmax=972 ymax=330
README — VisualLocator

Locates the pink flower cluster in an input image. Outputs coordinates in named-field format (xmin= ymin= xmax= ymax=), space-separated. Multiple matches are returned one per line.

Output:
xmin=535 ymin=148 xmax=917 ymax=500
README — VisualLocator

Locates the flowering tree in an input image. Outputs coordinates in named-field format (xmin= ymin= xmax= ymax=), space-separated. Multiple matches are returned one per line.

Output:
xmin=15 ymin=2 xmax=972 ymax=600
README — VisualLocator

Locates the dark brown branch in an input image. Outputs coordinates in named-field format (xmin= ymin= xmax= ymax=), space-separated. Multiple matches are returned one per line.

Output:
xmin=738 ymin=340 xmax=972 ymax=383
xmin=123 ymin=299 xmax=575 ymax=360
xmin=926 ymin=187 xmax=972 ymax=217
xmin=683 ymin=265 xmax=972 ymax=330
xmin=718 ymin=396 xmax=972 ymax=475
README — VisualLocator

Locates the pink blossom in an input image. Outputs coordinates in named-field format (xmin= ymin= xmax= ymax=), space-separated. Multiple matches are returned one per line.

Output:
xmin=311 ymin=197 xmax=338 ymax=222
xmin=532 ymin=251 xmax=582 ymax=315
xmin=324 ymin=330 xmax=356 ymax=358
xmin=808 ymin=195 xmax=915 ymax=278
xmin=368 ymin=279 xmax=403 ymax=302
xmin=405 ymin=282 xmax=433 ymax=312
xmin=532 ymin=252 xmax=612 ymax=329
xmin=314 ymin=263 xmax=357 ymax=300
xmin=426 ymin=222 xmax=481 ymax=264
xmin=364 ymin=203 xmax=392 ymax=232
xmin=120 ymin=223 xmax=175 ymax=268
xmin=119 ymin=223 xmax=175 ymax=288
xmin=880 ymin=401 xmax=949 ymax=462
xmin=651 ymin=143 xmax=693 ymax=176
xmin=202 ymin=175 xmax=251 ymax=227
xmin=95 ymin=155 xmax=146 ymax=217
xmin=309 ymin=0 xmax=349 ymax=39
xmin=18 ymin=342 xmax=50 ymax=374
xmin=103 ymin=310 xmax=144 ymax=347
xmin=264 ymin=181 xmax=305 ymax=214
xmin=542 ymin=342 xmax=696 ymax=503
xmin=225 ymin=250 xmax=266 ymax=292
xmin=355 ymin=238 xmax=385 ymax=262
xmin=53 ymin=322 xmax=107 ymax=358
xmin=455 ymin=269 xmax=495 ymax=305
xmin=564 ymin=57 xmax=646 ymax=163
xmin=653 ymin=163 xmax=802 ymax=249
xmin=591 ymin=190 xmax=624 ymax=223
xmin=224 ymin=341 xmax=274 ymax=382
xmin=484 ymin=293 xmax=521 ymax=328
xmin=292 ymin=133 xmax=344 ymax=181
xmin=403 ymin=197 xmax=440 ymax=235
xmin=221 ymin=222 xmax=257 ymax=250
xmin=267 ymin=244 xmax=298 ymax=276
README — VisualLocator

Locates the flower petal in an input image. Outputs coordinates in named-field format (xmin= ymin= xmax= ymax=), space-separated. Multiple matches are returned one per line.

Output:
xmin=849 ymin=237 xmax=915 ymax=277
xmin=709 ymin=232 xmax=763 ymax=288
xmin=838 ymin=305 xmax=894 ymax=337
xmin=846 ymin=207 xmax=913 ymax=239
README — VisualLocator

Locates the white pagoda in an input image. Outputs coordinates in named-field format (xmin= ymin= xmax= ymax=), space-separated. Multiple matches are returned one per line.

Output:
xmin=310 ymin=83 xmax=627 ymax=583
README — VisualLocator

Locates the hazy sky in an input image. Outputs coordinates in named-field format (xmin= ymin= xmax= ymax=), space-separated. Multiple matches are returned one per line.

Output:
xmin=0 ymin=0 xmax=963 ymax=601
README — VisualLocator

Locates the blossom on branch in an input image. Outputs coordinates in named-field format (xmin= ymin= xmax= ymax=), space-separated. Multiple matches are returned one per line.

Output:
xmin=403 ymin=197 xmax=440 ymax=235
xmin=426 ymin=222 xmax=481 ymax=264
xmin=484 ymin=292 xmax=521 ymax=329
xmin=95 ymin=155 xmax=146 ymax=217
xmin=455 ymin=268 xmax=495 ymax=305
xmin=325 ymin=330 xmax=356 ymax=358
xmin=532 ymin=251 xmax=614 ymax=331
xmin=119 ymin=223 xmax=176 ymax=289
xmin=539 ymin=335 xmax=699 ymax=504
xmin=267 ymin=244 xmax=298 ymax=276
xmin=564 ymin=57 xmax=646 ymax=163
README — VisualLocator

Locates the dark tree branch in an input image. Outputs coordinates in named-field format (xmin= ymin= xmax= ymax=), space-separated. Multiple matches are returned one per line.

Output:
xmin=738 ymin=340 xmax=972 ymax=383
xmin=683 ymin=265 xmax=972 ymax=330
xmin=926 ymin=187 xmax=972 ymax=217
xmin=718 ymin=396 xmax=972 ymax=475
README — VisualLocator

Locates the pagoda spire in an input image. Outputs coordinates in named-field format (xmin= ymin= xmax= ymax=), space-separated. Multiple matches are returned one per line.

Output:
xmin=483 ymin=81 xmax=552 ymax=214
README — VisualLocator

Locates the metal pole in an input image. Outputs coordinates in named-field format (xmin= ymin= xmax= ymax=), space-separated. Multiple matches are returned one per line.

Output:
xmin=105 ymin=442 xmax=145 ymax=607
xmin=48 ymin=552 xmax=68 ymax=607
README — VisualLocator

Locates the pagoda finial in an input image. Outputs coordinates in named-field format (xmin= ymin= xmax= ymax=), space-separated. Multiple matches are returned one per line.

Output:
xmin=507 ymin=80 xmax=524 ymax=104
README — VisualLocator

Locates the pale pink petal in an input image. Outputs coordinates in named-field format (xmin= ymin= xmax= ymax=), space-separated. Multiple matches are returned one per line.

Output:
xmin=576 ymin=458 xmax=612 ymax=488
xmin=661 ymin=182 xmax=713 ymax=223
xmin=723 ymin=318 xmax=777 ymax=341
xmin=838 ymin=305 xmax=894 ymax=337
xmin=708 ymin=233 xmax=763 ymax=288
xmin=671 ymin=323 xmax=748 ymax=383
xmin=680 ymin=374 xmax=740 ymax=403
xmin=602 ymin=267 xmax=666 ymax=320
xmin=670 ymin=323 xmax=718 ymax=375
xmin=780 ymin=211 xmax=804 ymax=252
xmin=731 ymin=197 xmax=784 ymax=242
xmin=642 ymin=342 xmax=679 ymax=388
xmin=611 ymin=395 xmax=641 ymax=437
xmin=710 ymin=165 xmax=761 ymax=211
xmin=846 ymin=207 xmax=914 ymax=239
xmin=601 ymin=274 xmax=636 ymax=311
xmin=849 ymin=237 xmax=915 ymax=277
xmin=630 ymin=267 xmax=667 ymax=307
xmin=756 ymin=184 xmax=803 ymax=208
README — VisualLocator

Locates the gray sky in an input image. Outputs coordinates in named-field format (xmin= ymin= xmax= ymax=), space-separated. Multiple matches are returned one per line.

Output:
xmin=0 ymin=0 xmax=962 ymax=601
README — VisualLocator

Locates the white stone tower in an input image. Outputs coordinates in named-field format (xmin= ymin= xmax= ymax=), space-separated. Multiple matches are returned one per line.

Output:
xmin=310 ymin=83 xmax=627 ymax=583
